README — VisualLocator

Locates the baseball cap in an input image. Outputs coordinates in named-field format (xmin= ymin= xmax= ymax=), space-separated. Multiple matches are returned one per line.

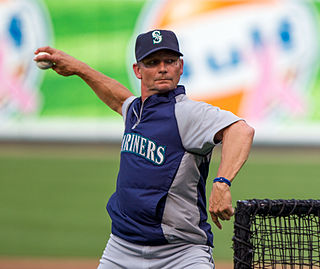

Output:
xmin=135 ymin=29 xmax=183 ymax=62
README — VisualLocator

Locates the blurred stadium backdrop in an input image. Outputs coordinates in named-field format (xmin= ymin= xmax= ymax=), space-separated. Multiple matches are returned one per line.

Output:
xmin=1 ymin=0 xmax=320 ymax=144
xmin=0 ymin=0 xmax=320 ymax=267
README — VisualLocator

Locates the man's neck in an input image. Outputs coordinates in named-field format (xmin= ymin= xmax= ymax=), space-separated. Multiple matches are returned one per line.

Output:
xmin=141 ymin=87 xmax=176 ymax=102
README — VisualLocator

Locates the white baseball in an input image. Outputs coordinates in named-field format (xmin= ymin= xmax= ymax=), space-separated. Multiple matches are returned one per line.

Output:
xmin=34 ymin=52 xmax=53 ymax=70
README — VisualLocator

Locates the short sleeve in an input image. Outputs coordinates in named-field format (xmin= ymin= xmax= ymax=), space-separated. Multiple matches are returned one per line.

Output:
xmin=122 ymin=96 xmax=137 ymax=122
xmin=175 ymin=95 xmax=242 ymax=155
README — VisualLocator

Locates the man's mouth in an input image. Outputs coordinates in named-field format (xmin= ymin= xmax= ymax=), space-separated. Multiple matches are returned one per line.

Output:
xmin=155 ymin=78 xmax=171 ymax=81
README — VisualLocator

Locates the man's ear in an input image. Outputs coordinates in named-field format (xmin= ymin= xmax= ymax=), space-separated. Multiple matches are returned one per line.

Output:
xmin=133 ymin=63 xmax=142 ymax=79
xmin=179 ymin=59 xmax=184 ymax=76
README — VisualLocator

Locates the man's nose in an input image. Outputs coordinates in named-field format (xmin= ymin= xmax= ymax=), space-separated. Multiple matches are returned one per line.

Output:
xmin=158 ymin=61 xmax=167 ymax=73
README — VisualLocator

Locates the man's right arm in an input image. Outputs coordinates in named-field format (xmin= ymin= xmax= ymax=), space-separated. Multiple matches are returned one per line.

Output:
xmin=34 ymin=46 xmax=134 ymax=115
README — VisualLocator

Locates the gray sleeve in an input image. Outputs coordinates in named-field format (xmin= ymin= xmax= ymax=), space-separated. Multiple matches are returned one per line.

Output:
xmin=122 ymin=96 xmax=137 ymax=122
xmin=175 ymin=95 xmax=242 ymax=155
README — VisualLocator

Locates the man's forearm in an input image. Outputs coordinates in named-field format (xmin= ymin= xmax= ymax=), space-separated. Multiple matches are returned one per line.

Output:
xmin=76 ymin=63 xmax=133 ymax=115
xmin=209 ymin=120 xmax=254 ymax=229
xmin=217 ymin=120 xmax=255 ymax=181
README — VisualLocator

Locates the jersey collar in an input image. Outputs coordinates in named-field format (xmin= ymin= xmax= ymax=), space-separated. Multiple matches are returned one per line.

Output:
xmin=143 ymin=85 xmax=186 ymax=105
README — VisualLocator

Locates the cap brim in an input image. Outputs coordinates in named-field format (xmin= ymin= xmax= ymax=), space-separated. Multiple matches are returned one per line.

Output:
xmin=137 ymin=47 xmax=183 ymax=62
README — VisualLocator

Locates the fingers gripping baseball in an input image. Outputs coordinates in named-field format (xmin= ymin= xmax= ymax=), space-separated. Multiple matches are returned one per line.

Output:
xmin=34 ymin=46 xmax=83 ymax=76
xmin=209 ymin=182 xmax=234 ymax=229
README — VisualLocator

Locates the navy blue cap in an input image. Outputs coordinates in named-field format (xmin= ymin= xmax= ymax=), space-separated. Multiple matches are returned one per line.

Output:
xmin=135 ymin=29 xmax=183 ymax=62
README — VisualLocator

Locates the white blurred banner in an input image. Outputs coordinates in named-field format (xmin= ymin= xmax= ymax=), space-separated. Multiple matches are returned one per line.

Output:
xmin=128 ymin=0 xmax=320 ymax=145
xmin=1 ymin=0 xmax=320 ymax=145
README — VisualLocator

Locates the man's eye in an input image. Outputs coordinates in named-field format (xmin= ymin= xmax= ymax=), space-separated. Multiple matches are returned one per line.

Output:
xmin=166 ymin=59 xmax=177 ymax=64
xmin=145 ymin=60 xmax=158 ymax=66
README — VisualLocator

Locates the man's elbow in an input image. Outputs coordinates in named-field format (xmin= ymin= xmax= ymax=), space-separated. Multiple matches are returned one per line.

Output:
xmin=244 ymin=121 xmax=255 ymax=138
xmin=242 ymin=121 xmax=255 ymax=143
xmin=220 ymin=120 xmax=255 ymax=144
xmin=234 ymin=120 xmax=255 ymax=141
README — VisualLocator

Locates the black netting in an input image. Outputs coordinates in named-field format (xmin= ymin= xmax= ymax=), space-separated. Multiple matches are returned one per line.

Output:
xmin=233 ymin=199 xmax=320 ymax=269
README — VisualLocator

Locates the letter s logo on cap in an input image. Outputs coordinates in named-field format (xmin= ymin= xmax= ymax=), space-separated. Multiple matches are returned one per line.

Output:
xmin=152 ymin=30 xmax=162 ymax=44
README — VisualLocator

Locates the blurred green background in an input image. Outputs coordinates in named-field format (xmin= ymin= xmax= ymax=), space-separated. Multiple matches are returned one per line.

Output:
xmin=0 ymin=144 xmax=319 ymax=261
xmin=1 ymin=0 xmax=320 ymax=264
xmin=37 ymin=0 xmax=320 ymax=120
xmin=40 ymin=0 xmax=145 ymax=117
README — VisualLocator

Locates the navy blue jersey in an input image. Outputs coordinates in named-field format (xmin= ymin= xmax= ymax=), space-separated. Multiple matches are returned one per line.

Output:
xmin=107 ymin=85 xmax=240 ymax=247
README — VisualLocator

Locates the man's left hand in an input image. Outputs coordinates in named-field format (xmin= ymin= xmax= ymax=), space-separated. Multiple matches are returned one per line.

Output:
xmin=209 ymin=182 xmax=234 ymax=229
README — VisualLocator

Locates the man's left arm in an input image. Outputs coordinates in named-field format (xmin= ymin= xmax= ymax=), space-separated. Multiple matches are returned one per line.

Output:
xmin=209 ymin=120 xmax=255 ymax=229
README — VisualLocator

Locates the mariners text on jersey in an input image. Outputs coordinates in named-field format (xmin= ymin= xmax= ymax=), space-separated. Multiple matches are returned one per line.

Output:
xmin=121 ymin=133 xmax=166 ymax=165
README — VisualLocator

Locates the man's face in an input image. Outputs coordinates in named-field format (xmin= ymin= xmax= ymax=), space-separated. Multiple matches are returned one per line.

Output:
xmin=133 ymin=50 xmax=183 ymax=97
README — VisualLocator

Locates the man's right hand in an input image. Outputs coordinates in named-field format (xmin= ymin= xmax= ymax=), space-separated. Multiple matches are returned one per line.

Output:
xmin=34 ymin=46 xmax=86 ymax=77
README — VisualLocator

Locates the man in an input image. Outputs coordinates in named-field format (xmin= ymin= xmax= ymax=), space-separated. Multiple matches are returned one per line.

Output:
xmin=34 ymin=29 xmax=254 ymax=268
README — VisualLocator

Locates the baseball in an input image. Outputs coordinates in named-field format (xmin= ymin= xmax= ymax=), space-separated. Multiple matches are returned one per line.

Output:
xmin=34 ymin=52 xmax=53 ymax=70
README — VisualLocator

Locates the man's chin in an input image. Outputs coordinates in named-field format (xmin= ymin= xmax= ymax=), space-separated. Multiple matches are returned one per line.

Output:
xmin=155 ymin=83 xmax=176 ymax=92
